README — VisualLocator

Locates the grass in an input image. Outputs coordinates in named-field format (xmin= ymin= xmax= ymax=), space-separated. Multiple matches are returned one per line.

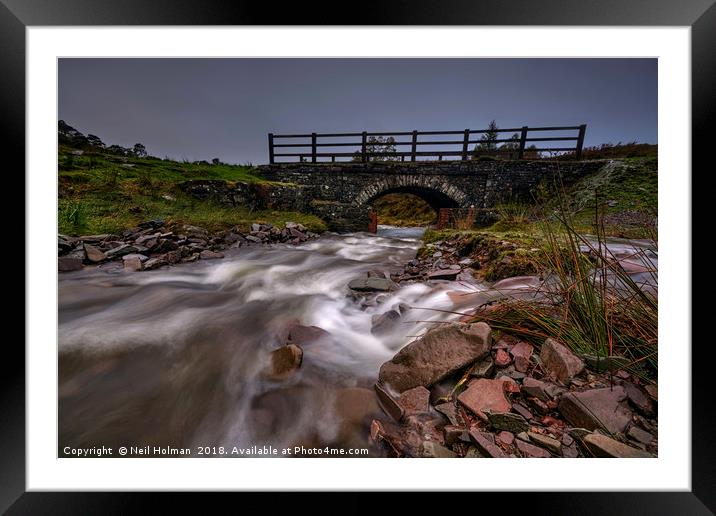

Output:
xmin=471 ymin=201 xmax=658 ymax=382
xmin=58 ymin=147 xmax=327 ymax=236
xmin=373 ymin=193 xmax=436 ymax=226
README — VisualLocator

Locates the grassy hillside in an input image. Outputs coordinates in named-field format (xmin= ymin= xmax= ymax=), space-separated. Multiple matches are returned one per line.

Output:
xmin=58 ymin=145 xmax=327 ymax=236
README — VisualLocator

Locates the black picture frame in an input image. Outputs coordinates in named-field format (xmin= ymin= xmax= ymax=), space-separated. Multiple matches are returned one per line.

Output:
xmin=5 ymin=0 xmax=712 ymax=513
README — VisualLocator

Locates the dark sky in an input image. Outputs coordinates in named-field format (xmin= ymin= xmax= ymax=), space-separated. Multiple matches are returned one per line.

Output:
xmin=58 ymin=58 xmax=657 ymax=164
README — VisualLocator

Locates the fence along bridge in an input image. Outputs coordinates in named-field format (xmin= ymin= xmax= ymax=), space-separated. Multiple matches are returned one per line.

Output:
xmin=258 ymin=124 xmax=598 ymax=232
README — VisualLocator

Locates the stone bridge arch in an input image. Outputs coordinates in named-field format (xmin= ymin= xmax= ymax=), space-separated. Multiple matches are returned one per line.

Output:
xmin=352 ymin=174 xmax=470 ymax=210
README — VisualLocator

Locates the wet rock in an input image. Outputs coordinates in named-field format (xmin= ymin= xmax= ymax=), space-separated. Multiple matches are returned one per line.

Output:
xmin=469 ymin=429 xmax=506 ymax=458
xmin=469 ymin=356 xmax=495 ymax=378
xmin=123 ymin=256 xmax=143 ymax=271
xmin=623 ymin=381 xmax=655 ymax=417
xmin=143 ymin=257 xmax=167 ymax=270
xmin=398 ymin=386 xmax=431 ymax=414
xmin=421 ymin=441 xmax=457 ymax=458
xmin=527 ymin=432 xmax=562 ymax=455
xmin=435 ymin=402 xmax=464 ymax=427
xmin=582 ymin=433 xmax=652 ymax=458
xmin=487 ymin=411 xmax=529 ymax=433
xmin=58 ymin=256 xmax=83 ymax=271
xmin=265 ymin=344 xmax=303 ymax=379
xmin=497 ymin=431 xmax=514 ymax=445
xmin=348 ymin=277 xmax=395 ymax=292
xmin=287 ymin=324 xmax=331 ymax=346
xmin=334 ymin=387 xmax=381 ymax=442
xmin=164 ymin=250 xmax=182 ymax=264
xmin=540 ymin=338 xmax=584 ymax=382
xmin=379 ymin=322 xmax=492 ymax=392
xmin=516 ymin=439 xmax=551 ymax=458
xmin=512 ymin=403 xmax=533 ymax=421
xmin=494 ymin=348 xmax=512 ymax=367
xmin=427 ymin=269 xmax=460 ymax=280
xmin=245 ymin=235 xmax=263 ymax=243
xmin=510 ymin=341 xmax=533 ymax=372
xmin=627 ymin=425 xmax=654 ymax=444
xmin=200 ymin=250 xmax=224 ymax=260
xmin=558 ymin=386 xmax=632 ymax=434
xmin=105 ymin=243 xmax=140 ymax=259
xmin=83 ymin=244 xmax=106 ymax=263
xmin=457 ymin=378 xmax=511 ymax=419
xmin=123 ymin=253 xmax=149 ymax=262
xmin=374 ymin=383 xmax=404 ymax=422
xmin=371 ymin=310 xmax=401 ymax=336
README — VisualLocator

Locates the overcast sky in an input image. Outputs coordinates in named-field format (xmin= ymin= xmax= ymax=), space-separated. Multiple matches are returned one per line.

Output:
xmin=59 ymin=58 xmax=657 ymax=164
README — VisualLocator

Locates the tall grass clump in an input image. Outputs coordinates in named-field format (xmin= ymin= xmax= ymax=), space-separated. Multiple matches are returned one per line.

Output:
xmin=477 ymin=193 xmax=658 ymax=382
xmin=60 ymin=200 xmax=89 ymax=234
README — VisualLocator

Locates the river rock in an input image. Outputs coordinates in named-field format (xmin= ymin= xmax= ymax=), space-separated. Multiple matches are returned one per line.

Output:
xmin=487 ymin=411 xmax=529 ymax=433
xmin=348 ymin=277 xmax=395 ymax=292
xmin=200 ymin=250 xmax=224 ymax=260
xmin=371 ymin=309 xmax=401 ymax=336
xmin=497 ymin=431 xmax=514 ymax=445
xmin=527 ymin=432 xmax=562 ymax=455
xmin=469 ymin=356 xmax=495 ymax=378
xmin=582 ymin=433 xmax=653 ymax=458
xmin=510 ymin=341 xmax=533 ymax=372
xmin=398 ymin=386 xmax=431 ymax=414
xmin=469 ymin=429 xmax=506 ymax=458
xmin=374 ymin=383 xmax=404 ymax=422
xmin=495 ymin=348 xmax=512 ymax=367
xmin=512 ymin=403 xmax=533 ymax=421
xmin=427 ymin=269 xmax=460 ymax=280
xmin=623 ymin=381 xmax=655 ymax=417
xmin=540 ymin=338 xmax=584 ymax=382
xmin=434 ymin=402 xmax=464 ymax=427
xmin=143 ymin=257 xmax=167 ymax=270
xmin=287 ymin=324 xmax=331 ymax=346
xmin=516 ymin=439 xmax=551 ymax=458
xmin=522 ymin=377 xmax=552 ymax=401
xmin=627 ymin=425 xmax=654 ymax=444
xmin=123 ymin=256 xmax=143 ymax=271
xmin=123 ymin=253 xmax=149 ymax=263
xmin=558 ymin=386 xmax=632 ymax=434
xmin=105 ymin=243 xmax=140 ymax=259
xmin=457 ymin=378 xmax=511 ymax=419
xmin=265 ymin=344 xmax=303 ymax=379
xmin=378 ymin=322 xmax=492 ymax=392
xmin=83 ymin=243 xmax=106 ymax=263
xmin=421 ymin=441 xmax=457 ymax=458
xmin=58 ymin=256 xmax=83 ymax=271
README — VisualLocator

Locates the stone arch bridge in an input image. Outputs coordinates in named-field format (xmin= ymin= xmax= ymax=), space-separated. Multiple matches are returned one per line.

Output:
xmin=255 ymin=160 xmax=603 ymax=232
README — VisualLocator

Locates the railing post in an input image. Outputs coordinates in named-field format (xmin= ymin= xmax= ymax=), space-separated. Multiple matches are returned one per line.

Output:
xmin=461 ymin=129 xmax=470 ymax=160
xmin=576 ymin=124 xmax=587 ymax=160
xmin=311 ymin=132 xmax=317 ymax=163
xmin=361 ymin=131 xmax=367 ymax=163
xmin=518 ymin=126 xmax=528 ymax=159
xmin=411 ymin=130 xmax=417 ymax=162
xmin=268 ymin=133 xmax=275 ymax=164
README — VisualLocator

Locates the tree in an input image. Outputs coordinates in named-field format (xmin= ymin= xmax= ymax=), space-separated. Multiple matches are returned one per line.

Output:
xmin=352 ymin=136 xmax=398 ymax=161
xmin=86 ymin=134 xmax=105 ymax=149
xmin=499 ymin=133 xmax=520 ymax=159
xmin=132 ymin=143 xmax=147 ymax=158
xmin=212 ymin=158 xmax=221 ymax=166
xmin=472 ymin=120 xmax=499 ymax=158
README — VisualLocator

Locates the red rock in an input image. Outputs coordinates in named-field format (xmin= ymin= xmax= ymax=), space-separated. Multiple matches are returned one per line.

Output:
xmin=469 ymin=429 xmax=506 ymax=458
xmin=83 ymin=243 xmax=106 ymax=263
xmin=457 ymin=378 xmax=511 ymax=419
xmin=510 ymin=341 xmax=533 ymax=372
xmin=264 ymin=344 xmax=303 ymax=379
xmin=516 ymin=439 xmax=551 ymax=458
xmin=444 ymin=425 xmax=469 ymax=446
xmin=288 ymin=324 xmax=331 ymax=346
xmin=558 ymin=386 xmax=632 ymax=434
xmin=500 ymin=376 xmax=521 ymax=394
xmin=512 ymin=403 xmax=533 ymax=420
xmin=583 ymin=433 xmax=653 ymax=458
xmin=379 ymin=322 xmax=492 ymax=392
xmin=497 ymin=431 xmax=514 ymax=445
xmin=527 ymin=397 xmax=550 ymax=415
xmin=522 ymin=377 xmax=551 ymax=401
xmin=374 ymin=383 xmax=404 ymax=422
xmin=398 ymin=386 xmax=431 ymax=414
xmin=623 ymin=381 xmax=655 ymax=417
xmin=495 ymin=348 xmax=512 ymax=367
xmin=539 ymin=338 xmax=584 ymax=382
xmin=199 ymin=250 xmax=224 ymax=259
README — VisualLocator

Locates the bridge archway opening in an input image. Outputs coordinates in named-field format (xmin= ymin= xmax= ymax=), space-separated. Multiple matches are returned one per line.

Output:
xmin=366 ymin=187 xmax=461 ymax=230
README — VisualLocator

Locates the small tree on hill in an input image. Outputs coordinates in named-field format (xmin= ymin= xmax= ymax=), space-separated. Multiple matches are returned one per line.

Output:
xmin=212 ymin=158 xmax=221 ymax=166
xmin=86 ymin=134 xmax=105 ymax=149
xmin=352 ymin=136 xmax=398 ymax=161
xmin=132 ymin=143 xmax=147 ymax=158
xmin=472 ymin=120 xmax=499 ymax=158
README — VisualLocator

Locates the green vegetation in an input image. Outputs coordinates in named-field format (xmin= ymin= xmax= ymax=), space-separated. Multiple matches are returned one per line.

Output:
xmin=58 ymin=145 xmax=326 ymax=236
xmin=374 ymin=193 xmax=436 ymax=226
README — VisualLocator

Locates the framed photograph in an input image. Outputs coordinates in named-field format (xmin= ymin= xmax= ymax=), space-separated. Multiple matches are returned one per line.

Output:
xmin=6 ymin=0 xmax=712 ymax=512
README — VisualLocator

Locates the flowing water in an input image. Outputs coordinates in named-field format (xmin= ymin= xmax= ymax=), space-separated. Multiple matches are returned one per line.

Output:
xmin=58 ymin=227 xmax=479 ymax=456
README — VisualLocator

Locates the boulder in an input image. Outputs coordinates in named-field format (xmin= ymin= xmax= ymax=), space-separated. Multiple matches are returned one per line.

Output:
xmin=582 ymin=433 xmax=653 ymax=458
xmin=58 ymin=256 xmax=83 ymax=272
xmin=379 ymin=322 xmax=492 ymax=392
xmin=265 ymin=344 xmax=303 ymax=379
xmin=540 ymin=338 xmax=584 ymax=382
xmin=457 ymin=378 xmax=511 ymax=419
xmin=287 ymin=324 xmax=331 ymax=346
xmin=83 ymin=244 xmax=106 ymax=263
xmin=348 ymin=277 xmax=395 ymax=292
xmin=123 ymin=256 xmax=143 ymax=271
xmin=558 ymin=386 xmax=632 ymax=434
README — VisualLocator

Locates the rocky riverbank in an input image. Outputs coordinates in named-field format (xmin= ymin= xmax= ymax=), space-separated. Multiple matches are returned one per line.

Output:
xmin=58 ymin=220 xmax=319 ymax=272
